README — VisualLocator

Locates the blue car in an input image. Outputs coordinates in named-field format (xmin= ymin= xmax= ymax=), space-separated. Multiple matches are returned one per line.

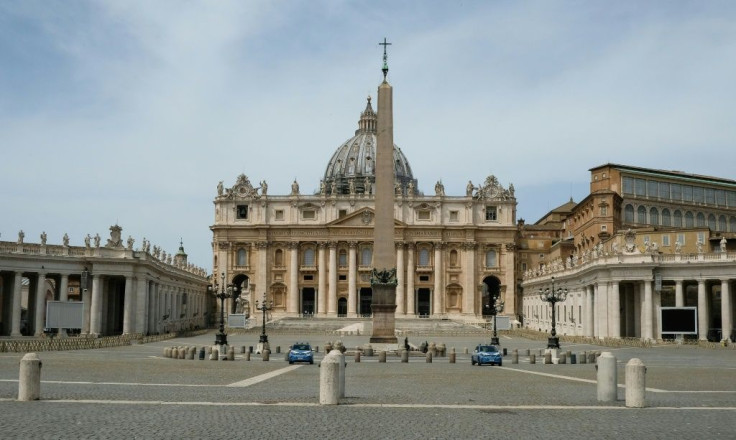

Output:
xmin=471 ymin=344 xmax=502 ymax=366
xmin=288 ymin=342 xmax=314 ymax=364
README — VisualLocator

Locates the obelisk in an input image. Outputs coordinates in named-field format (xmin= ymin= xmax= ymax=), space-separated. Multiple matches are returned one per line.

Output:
xmin=370 ymin=38 xmax=398 ymax=343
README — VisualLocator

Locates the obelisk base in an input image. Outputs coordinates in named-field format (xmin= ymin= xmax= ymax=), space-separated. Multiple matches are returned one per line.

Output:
xmin=370 ymin=283 xmax=398 ymax=343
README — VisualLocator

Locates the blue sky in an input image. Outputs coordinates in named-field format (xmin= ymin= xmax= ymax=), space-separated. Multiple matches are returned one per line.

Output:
xmin=2 ymin=1 xmax=735 ymax=269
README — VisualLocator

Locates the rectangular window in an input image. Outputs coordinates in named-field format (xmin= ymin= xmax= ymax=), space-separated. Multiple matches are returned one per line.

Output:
xmin=635 ymin=178 xmax=646 ymax=196
xmin=692 ymin=186 xmax=704 ymax=203
xmin=68 ymin=287 xmax=75 ymax=293
xmin=417 ymin=210 xmax=430 ymax=220
xmin=705 ymin=188 xmax=715 ymax=205
xmin=236 ymin=205 xmax=248 ymax=219
xmin=697 ymin=232 xmax=705 ymax=244
xmin=647 ymin=180 xmax=658 ymax=198
xmin=658 ymin=182 xmax=670 ymax=200
xmin=485 ymin=206 xmax=497 ymax=221
xmin=600 ymin=206 xmax=608 ymax=215
xmin=715 ymin=190 xmax=726 ymax=206
xmin=601 ymin=225 xmax=607 ymax=231
xmin=682 ymin=185 xmax=693 ymax=202
xmin=338 ymin=274 xmax=347 ymax=281
xmin=275 ymin=210 xmax=284 ymax=221
xmin=622 ymin=177 xmax=634 ymax=195
xmin=302 ymin=210 xmax=315 ymax=219
xmin=677 ymin=233 xmax=685 ymax=245
xmin=728 ymin=191 xmax=736 ymax=207
xmin=449 ymin=211 xmax=459 ymax=222
xmin=419 ymin=275 xmax=430 ymax=282
xmin=339 ymin=209 xmax=347 ymax=218
xmin=671 ymin=184 xmax=682 ymax=201
xmin=521 ymin=262 xmax=527 ymax=271
xmin=338 ymin=252 xmax=347 ymax=267
xmin=662 ymin=235 xmax=670 ymax=246
xmin=303 ymin=275 xmax=313 ymax=281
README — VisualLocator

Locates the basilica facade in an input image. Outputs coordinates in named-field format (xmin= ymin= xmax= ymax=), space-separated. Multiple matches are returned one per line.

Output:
xmin=211 ymin=97 xmax=518 ymax=322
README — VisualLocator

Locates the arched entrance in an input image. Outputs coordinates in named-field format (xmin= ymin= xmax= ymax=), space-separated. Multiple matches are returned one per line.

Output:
xmin=359 ymin=287 xmax=372 ymax=317
xmin=301 ymin=287 xmax=316 ymax=315
xmin=481 ymin=276 xmax=501 ymax=317
xmin=337 ymin=297 xmax=347 ymax=317
xmin=231 ymin=274 xmax=250 ymax=314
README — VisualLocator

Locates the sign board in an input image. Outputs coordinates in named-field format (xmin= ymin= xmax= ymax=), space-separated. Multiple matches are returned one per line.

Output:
xmin=494 ymin=316 xmax=511 ymax=331
xmin=227 ymin=314 xmax=248 ymax=328
xmin=46 ymin=301 xmax=84 ymax=329
xmin=660 ymin=307 xmax=698 ymax=334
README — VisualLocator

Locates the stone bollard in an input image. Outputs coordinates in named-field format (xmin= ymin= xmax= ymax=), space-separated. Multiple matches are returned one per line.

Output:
xmin=539 ymin=349 xmax=544 ymax=356
xmin=179 ymin=347 xmax=186 ymax=359
xmin=172 ymin=347 xmax=179 ymax=359
xmin=429 ymin=343 xmax=437 ymax=357
xmin=529 ymin=354 xmax=536 ymax=364
xmin=625 ymin=358 xmax=646 ymax=408
xmin=18 ymin=353 xmax=42 ymax=401
xmin=263 ymin=349 xmax=270 ymax=361
xmin=207 ymin=346 xmax=212 ymax=355
xmin=314 ymin=346 xmax=319 ymax=353
xmin=401 ymin=349 xmax=409 ymax=363
xmin=565 ymin=350 xmax=572 ymax=360
xmin=579 ymin=352 xmax=587 ymax=364
xmin=188 ymin=347 xmax=196 ymax=360
xmin=426 ymin=352 xmax=433 ymax=363
xmin=378 ymin=351 xmax=387 ymax=363
xmin=570 ymin=353 xmax=576 ymax=364
xmin=464 ymin=347 xmax=469 ymax=354
xmin=240 ymin=346 xmax=246 ymax=354
xmin=319 ymin=352 xmax=340 ymax=405
xmin=437 ymin=343 xmax=446 ymax=357
xmin=502 ymin=348 xmax=508 ymax=356
xmin=544 ymin=352 xmax=552 ymax=364
xmin=354 ymin=351 xmax=361 ymax=363
xmin=227 ymin=347 xmax=235 ymax=361
xmin=210 ymin=348 xmax=219 ymax=360
xmin=246 ymin=351 xmax=251 ymax=361
xmin=449 ymin=352 xmax=456 ymax=364
xmin=164 ymin=347 xmax=170 ymax=358
xmin=276 ymin=346 xmax=281 ymax=354
xmin=559 ymin=353 xmax=566 ymax=364
xmin=597 ymin=352 xmax=618 ymax=402
xmin=511 ymin=350 xmax=519 ymax=364
xmin=199 ymin=347 xmax=205 ymax=360
xmin=588 ymin=353 xmax=596 ymax=364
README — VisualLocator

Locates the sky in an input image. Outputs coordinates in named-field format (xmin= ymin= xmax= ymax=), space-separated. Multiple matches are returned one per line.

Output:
xmin=2 ymin=1 xmax=735 ymax=269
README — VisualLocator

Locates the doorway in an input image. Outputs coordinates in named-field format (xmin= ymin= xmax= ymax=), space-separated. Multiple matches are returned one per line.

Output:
xmin=359 ymin=287 xmax=372 ymax=317
xmin=301 ymin=287 xmax=316 ymax=315
xmin=417 ymin=288 xmax=431 ymax=317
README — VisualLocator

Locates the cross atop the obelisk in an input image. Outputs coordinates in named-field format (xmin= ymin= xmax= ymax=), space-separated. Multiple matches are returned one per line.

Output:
xmin=379 ymin=37 xmax=391 ymax=80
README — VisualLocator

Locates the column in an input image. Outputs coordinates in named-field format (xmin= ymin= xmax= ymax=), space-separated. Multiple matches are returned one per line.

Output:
xmin=592 ymin=284 xmax=599 ymax=338
xmin=654 ymin=288 xmax=662 ymax=340
xmin=722 ymin=280 xmax=732 ymax=342
xmin=395 ymin=242 xmax=405 ymax=315
xmin=433 ymin=242 xmax=443 ymax=315
xmin=136 ymin=278 xmax=148 ymax=334
xmin=90 ymin=274 xmax=102 ymax=336
xmin=123 ymin=276 xmax=135 ymax=334
xmin=463 ymin=243 xmax=476 ymax=316
xmin=289 ymin=242 xmax=299 ymax=315
xmin=348 ymin=242 xmax=357 ymax=316
xmin=610 ymin=281 xmax=620 ymax=338
xmin=10 ymin=272 xmax=23 ymax=336
xmin=148 ymin=283 xmax=157 ymax=333
xmin=406 ymin=244 xmax=415 ymax=316
xmin=318 ymin=243 xmax=327 ymax=315
xmin=585 ymin=285 xmax=594 ymax=337
xmin=34 ymin=272 xmax=47 ymax=336
xmin=642 ymin=280 xmax=653 ymax=341
xmin=597 ymin=282 xmax=609 ymax=338
xmin=675 ymin=280 xmax=684 ymax=307
xmin=697 ymin=280 xmax=707 ymax=340
xmin=328 ymin=242 xmax=337 ymax=316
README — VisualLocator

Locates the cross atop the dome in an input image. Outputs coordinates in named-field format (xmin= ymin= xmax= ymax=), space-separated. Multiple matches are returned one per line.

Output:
xmin=379 ymin=37 xmax=391 ymax=80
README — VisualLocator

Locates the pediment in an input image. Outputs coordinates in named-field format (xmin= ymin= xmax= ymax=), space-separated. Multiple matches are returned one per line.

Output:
xmin=327 ymin=207 xmax=406 ymax=227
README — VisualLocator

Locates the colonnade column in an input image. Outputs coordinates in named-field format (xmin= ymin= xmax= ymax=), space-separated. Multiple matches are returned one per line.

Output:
xmin=148 ymin=283 xmax=157 ymax=333
xmin=318 ymin=243 xmax=327 ymax=315
xmin=406 ymin=244 xmax=415 ymax=316
xmin=697 ymin=280 xmax=708 ymax=340
xmin=327 ymin=242 xmax=337 ymax=316
xmin=610 ymin=281 xmax=620 ymax=338
xmin=585 ymin=285 xmax=594 ymax=337
xmin=642 ymin=280 xmax=653 ymax=341
xmin=348 ymin=242 xmax=357 ymax=317
xmin=90 ymin=274 xmax=102 ymax=336
xmin=135 ymin=278 xmax=148 ymax=334
xmin=433 ymin=242 xmax=443 ymax=315
xmin=123 ymin=275 xmax=135 ymax=334
xmin=33 ymin=272 xmax=47 ymax=336
xmin=597 ymin=282 xmax=609 ymax=338
xmin=289 ymin=242 xmax=299 ymax=315
xmin=395 ymin=242 xmax=405 ymax=315
xmin=463 ymin=243 xmax=476 ymax=316
xmin=675 ymin=280 xmax=684 ymax=307
xmin=721 ymin=280 xmax=732 ymax=342
xmin=10 ymin=272 xmax=23 ymax=336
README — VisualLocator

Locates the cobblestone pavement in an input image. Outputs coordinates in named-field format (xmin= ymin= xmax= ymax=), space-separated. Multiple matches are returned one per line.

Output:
xmin=0 ymin=332 xmax=734 ymax=439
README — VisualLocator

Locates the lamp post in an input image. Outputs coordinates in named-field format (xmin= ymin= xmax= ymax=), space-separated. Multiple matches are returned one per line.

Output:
xmin=539 ymin=276 xmax=568 ymax=349
xmin=209 ymin=272 xmax=235 ymax=346
xmin=480 ymin=283 xmax=505 ymax=345
xmin=255 ymin=292 xmax=273 ymax=345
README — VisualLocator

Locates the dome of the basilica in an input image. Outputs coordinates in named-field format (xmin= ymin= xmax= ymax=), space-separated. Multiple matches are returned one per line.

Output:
xmin=322 ymin=97 xmax=417 ymax=196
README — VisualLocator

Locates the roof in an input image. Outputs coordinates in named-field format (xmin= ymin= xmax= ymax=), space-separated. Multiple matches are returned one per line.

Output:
xmin=590 ymin=163 xmax=736 ymax=187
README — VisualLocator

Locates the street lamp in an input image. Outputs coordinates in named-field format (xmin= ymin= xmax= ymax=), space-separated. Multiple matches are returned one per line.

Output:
xmin=208 ymin=272 xmax=235 ymax=346
xmin=539 ymin=276 xmax=568 ymax=349
xmin=481 ymin=284 xmax=505 ymax=346
xmin=255 ymin=292 xmax=273 ymax=345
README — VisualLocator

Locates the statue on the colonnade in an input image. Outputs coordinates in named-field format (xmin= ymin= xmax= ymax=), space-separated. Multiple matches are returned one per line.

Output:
xmin=94 ymin=234 xmax=101 ymax=248
xmin=40 ymin=231 xmax=47 ymax=245
xmin=63 ymin=233 xmax=69 ymax=247
xmin=217 ymin=181 xmax=224 ymax=196
xmin=434 ymin=180 xmax=445 ymax=196
xmin=127 ymin=236 xmax=134 ymax=250
xmin=466 ymin=180 xmax=474 ymax=196
xmin=85 ymin=234 xmax=91 ymax=248
xmin=260 ymin=180 xmax=268 ymax=196
xmin=17 ymin=230 xmax=24 ymax=244
xmin=291 ymin=179 xmax=300 ymax=195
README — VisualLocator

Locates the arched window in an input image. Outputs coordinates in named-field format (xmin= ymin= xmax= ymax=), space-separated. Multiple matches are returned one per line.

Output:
xmin=237 ymin=248 xmax=247 ymax=266
xmin=674 ymin=210 xmax=683 ymax=227
xmin=303 ymin=248 xmax=315 ymax=266
xmin=624 ymin=204 xmax=634 ymax=223
xmin=730 ymin=216 xmax=736 ymax=232
xmin=661 ymin=208 xmax=671 ymax=226
xmin=649 ymin=207 xmax=659 ymax=226
xmin=418 ymin=248 xmax=430 ymax=266
xmin=719 ymin=216 xmax=727 ymax=232
xmin=485 ymin=250 xmax=497 ymax=267
xmin=708 ymin=214 xmax=716 ymax=230
xmin=449 ymin=249 xmax=458 ymax=267
xmin=338 ymin=249 xmax=348 ymax=267
xmin=685 ymin=211 xmax=694 ymax=228
xmin=274 ymin=249 xmax=283 ymax=266
xmin=696 ymin=212 xmax=706 ymax=227
xmin=637 ymin=206 xmax=647 ymax=224
xmin=361 ymin=247 xmax=372 ymax=266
